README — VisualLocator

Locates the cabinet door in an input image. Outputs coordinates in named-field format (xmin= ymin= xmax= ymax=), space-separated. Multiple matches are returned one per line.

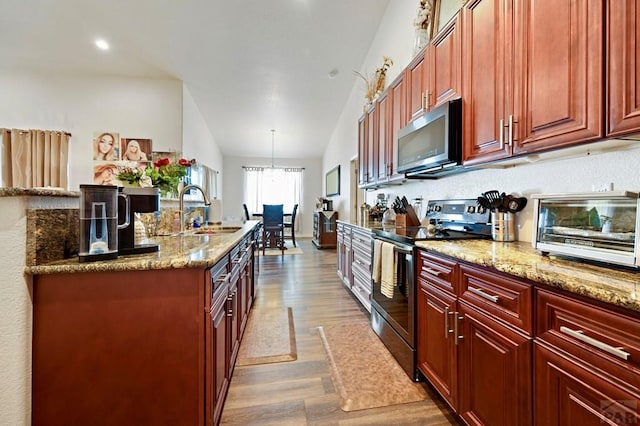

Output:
xmin=227 ymin=281 xmax=240 ymax=373
xmin=357 ymin=114 xmax=367 ymax=186
xmin=607 ymin=0 xmax=640 ymax=137
xmin=462 ymin=0 xmax=511 ymax=165
xmin=388 ymin=72 xmax=406 ymax=181
xmin=457 ymin=301 xmax=532 ymax=426
xmin=366 ymin=105 xmax=376 ymax=185
xmin=417 ymin=282 xmax=458 ymax=409
xmin=514 ymin=0 xmax=603 ymax=154
xmin=208 ymin=289 xmax=230 ymax=426
xmin=406 ymin=50 xmax=429 ymax=122
xmin=535 ymin=342 xmax=640 ymax=426
xmin=375 ymin=90 xmax=389 ymax=182
xmin=428 ymin=11 xmax=462 ymax=110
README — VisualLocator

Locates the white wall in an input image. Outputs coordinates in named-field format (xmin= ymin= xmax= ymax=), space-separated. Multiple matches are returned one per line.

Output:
xmin=0 ymin=71 xmax=183 ymax=190
xmin=0 ymin=195 xmax=78 ymax=426
xmin=0 ymin=71 xmax=187 ymax=425
xmin=182 ymin=84 xmax=224 ymax=198
xmin=324 ymin=0 xmax=640 ymax=241
xmin=222 ymin=156 xmax=322 ymax=238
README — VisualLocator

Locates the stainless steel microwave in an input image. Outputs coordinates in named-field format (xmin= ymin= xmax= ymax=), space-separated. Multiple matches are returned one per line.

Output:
xmin=396 ymin=98 xmax=462 ymax=177
xmin=531 ymin=191 xmax=640 ymax=268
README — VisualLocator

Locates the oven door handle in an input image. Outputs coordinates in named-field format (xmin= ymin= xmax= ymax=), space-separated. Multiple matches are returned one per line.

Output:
xmin=394 ymin=246 xmax=414 ymax=255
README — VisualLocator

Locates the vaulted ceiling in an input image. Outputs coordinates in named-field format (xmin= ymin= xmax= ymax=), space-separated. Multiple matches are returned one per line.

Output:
xmin=0 ymin=0 xmax=390 ymax=159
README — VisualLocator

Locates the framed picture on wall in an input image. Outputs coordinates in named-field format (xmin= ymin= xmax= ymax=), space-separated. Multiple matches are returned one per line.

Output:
xmin=325 ymin=165 xmax=340 ymax=197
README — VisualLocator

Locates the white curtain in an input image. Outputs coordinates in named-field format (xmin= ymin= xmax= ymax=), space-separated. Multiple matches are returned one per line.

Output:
xmin=244 ymin=167 xmax=303 ymax=229
xmin=1 ymin=128 xmax=70 ymax=189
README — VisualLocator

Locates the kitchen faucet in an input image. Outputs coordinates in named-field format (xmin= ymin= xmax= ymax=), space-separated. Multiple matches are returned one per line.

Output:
xmin=179 ymin=184 xmax=211 ymax=232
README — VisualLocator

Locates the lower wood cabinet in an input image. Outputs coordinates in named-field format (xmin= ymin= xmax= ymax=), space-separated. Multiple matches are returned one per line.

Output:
xmin=336 ymin=222 xmax=372 ymax=312
xmin=417 ymin=248 xmax=640 ymax=426
xmin=457 ymin=300 xmax=532 ymax=426
xmin=33 ymin=233 xmax=256 ymax=426
xmin=417 ymin=282 xmax=458 ymax=408
xmin=313 ymin=211 xmax=338 ymax=248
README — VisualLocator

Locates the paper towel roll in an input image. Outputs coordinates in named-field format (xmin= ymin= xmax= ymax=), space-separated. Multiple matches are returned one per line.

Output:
xmin=207 ymin=199 xmax=223 ymax=224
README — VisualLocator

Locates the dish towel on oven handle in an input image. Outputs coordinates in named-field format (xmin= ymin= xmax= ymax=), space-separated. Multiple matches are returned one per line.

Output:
xmin=381 ymin=242 xmax=396 ymax=298
xmin=373 ymin=240 xmax=397 ymax=298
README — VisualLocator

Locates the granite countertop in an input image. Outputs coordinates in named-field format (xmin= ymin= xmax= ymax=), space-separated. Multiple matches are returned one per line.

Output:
xmin=0 ymin=187 xmax=79 ymax=197
xmin=416 ymin=240 xmax=640 ymax=314
xmin=25 ymin=221 xmax=260 ymax=275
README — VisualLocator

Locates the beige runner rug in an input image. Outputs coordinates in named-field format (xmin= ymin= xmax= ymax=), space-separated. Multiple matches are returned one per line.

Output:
xmin=318 ymin=322 xmax=427 ymax=412
xmin=237 ymin=307 xmax=297 ymax=366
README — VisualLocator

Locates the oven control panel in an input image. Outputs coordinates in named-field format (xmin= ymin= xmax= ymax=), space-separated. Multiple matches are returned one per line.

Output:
xmin=425 ymin=199 xmax=491 ymax=224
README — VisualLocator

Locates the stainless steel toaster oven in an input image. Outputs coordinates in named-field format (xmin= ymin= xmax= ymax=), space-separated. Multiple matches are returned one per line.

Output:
xmin=531 ymin=191 xmax=640 ymax=268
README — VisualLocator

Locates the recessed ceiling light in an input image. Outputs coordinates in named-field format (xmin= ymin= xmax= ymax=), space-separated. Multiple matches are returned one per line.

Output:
xmin=328 ymin=68 xmax=339 ymax=79
xmin=95 ymin=39 xmax=110 ymax=51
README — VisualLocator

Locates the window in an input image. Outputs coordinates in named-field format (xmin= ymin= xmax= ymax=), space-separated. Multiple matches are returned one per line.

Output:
xmin=244 ymin=167 xmax=303 ymax=214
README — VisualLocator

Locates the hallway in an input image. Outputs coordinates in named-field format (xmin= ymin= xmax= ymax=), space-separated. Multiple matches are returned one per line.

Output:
xmin=220 ymin=239 xmax=459 ymax=425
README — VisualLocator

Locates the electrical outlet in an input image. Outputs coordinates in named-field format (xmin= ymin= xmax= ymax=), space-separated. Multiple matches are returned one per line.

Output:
xmin=591 ymin=182 xmax=614 ymax=192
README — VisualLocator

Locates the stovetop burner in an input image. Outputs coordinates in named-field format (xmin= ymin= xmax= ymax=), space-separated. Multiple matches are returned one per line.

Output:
xmin=372 ymin=198 xmax=493 ymax=244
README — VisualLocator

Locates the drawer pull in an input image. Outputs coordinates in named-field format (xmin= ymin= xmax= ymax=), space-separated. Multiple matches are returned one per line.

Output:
xmin=468 ymin=286 xmax=499 ymax=303
xmin=559 ymin=326 xmax=631 ymax=361
xmin=423 ymin=267 xmax=441 ymax=277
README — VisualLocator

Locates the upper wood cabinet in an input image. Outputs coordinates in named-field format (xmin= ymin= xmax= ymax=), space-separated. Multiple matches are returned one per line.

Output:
xmin=375 ymin=89 xmax=389 ymax=182
xmin=428 ymin=11 xmax=463 ymax=111
xmin=607 ymin=0 xmax=640 ymax=137
xmin=407 ymin=13 xmax=463 ymax=124
xmin=462 ymin=0 xmax=604 ymax=166
xmin=406 ymin=49 xmax=429 ymax=122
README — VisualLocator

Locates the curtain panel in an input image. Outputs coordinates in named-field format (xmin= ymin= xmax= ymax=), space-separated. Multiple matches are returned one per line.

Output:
xmin=243 ymin=167 xmax=303 ymax=231
xmin=1 ymin=128 xmax=70 ymax=189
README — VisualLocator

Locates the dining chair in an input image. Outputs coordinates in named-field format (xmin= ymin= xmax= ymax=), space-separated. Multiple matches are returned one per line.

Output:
xmin=283 ymin=204 xmax=298 ymax=247
xmin=242 ymin=203 xmax=250 ymax=221
xmin=261 ymin=204 xmax=285 ymax=255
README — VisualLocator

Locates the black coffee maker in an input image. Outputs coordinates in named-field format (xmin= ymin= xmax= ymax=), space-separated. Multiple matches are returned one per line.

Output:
xmin=118 ymin=187 xmax=160 ymax=255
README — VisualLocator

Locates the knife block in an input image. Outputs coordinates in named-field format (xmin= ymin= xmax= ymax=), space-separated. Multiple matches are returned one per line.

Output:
xmin=395 ymin=206 xmax=421 ymax=228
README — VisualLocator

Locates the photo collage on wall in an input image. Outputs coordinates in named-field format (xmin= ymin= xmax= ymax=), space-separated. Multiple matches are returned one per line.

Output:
xmin=92 ymin=131 xmax=153 ymax=186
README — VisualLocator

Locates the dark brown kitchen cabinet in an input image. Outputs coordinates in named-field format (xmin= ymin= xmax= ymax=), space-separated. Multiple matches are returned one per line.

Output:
xmin=607 ymin=0 xmax=640 ymax=137
xmin=428 ymin=11 xmax=463 ymax=111
xmin=457 ymin=300 xmax=532 ymax=426
xmin=357 ymin=114 xmax=367 ymax=186
xmin=207 ymin=261 xmax=231 ymax=426
xmin=462 ymin=0 xmax=604 ymax=166
xmin=406 ymin=49 xmax=429 ymax=122
xmin=32 ymin=236 xmax=256 ymax=426
xmin=387 ymin=72 xmax=407 ymax=182
xmin=416 ymin=249 xmax=533 ymax=425
xmin=312 ymin=211 xmax=337 ymax=248
xmin=357 ymin=104 xmax=377 ymax=188
xmin=534 ymin=288 xmax=640 ymax=426
xmin=417 ymin=281 xmax=458 ymax=408
xmin=375 ymin=89 xmax=389 ymax=182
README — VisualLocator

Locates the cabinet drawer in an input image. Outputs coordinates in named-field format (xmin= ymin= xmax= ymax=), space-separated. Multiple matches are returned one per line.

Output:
xmin=417 ymin=250 xmax=457 ymax=295
xmin=352 ymin=262 xmax=372 ymax=291
xmin=351 ymin=229 xmax=372 ymax=253
xmin=536 ymin=289 xmax=640 ymax=381
xmin=352 ymin=248 xmax=371 ymax=267
xmin=459 ymin=264 xmax=532 ymax=335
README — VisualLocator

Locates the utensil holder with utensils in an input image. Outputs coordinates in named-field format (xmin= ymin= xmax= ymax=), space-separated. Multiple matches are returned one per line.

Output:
xmin=491 ymin=212 xmax=516 ymax=241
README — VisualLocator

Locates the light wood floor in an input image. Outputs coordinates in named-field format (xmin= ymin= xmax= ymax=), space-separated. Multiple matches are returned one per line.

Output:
xmin=220 ymin=239 xmax=461 ymax=426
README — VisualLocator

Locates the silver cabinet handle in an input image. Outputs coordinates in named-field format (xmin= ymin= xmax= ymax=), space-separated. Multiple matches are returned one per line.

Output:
xmin=559 ymin=326 xmax=631 ymax=361
xmin=444 ymin=307 xmax=454 ymax=338
xmin=468 ymin=286 xmax=499 ymax=303
xmin=423 ymin=267 xmax=441 ymax=277
xmin=455 ymin=312 xmax=463 ymax=345
xmin=499 ymin=118 xmax=505 ymax=149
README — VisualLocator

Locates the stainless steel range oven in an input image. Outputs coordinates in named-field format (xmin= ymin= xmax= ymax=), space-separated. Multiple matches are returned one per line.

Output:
xmin=371 ymin=198 xmax=492 ymax=381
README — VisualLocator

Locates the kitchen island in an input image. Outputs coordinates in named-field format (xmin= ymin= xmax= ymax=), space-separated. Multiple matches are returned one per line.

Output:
xmin=26 ymin=221 xmax=260 ymax=426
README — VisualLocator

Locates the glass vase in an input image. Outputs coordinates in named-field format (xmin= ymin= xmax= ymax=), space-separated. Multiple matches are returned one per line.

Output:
xmin=413 ymin=28 xmax=430 ymax=56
